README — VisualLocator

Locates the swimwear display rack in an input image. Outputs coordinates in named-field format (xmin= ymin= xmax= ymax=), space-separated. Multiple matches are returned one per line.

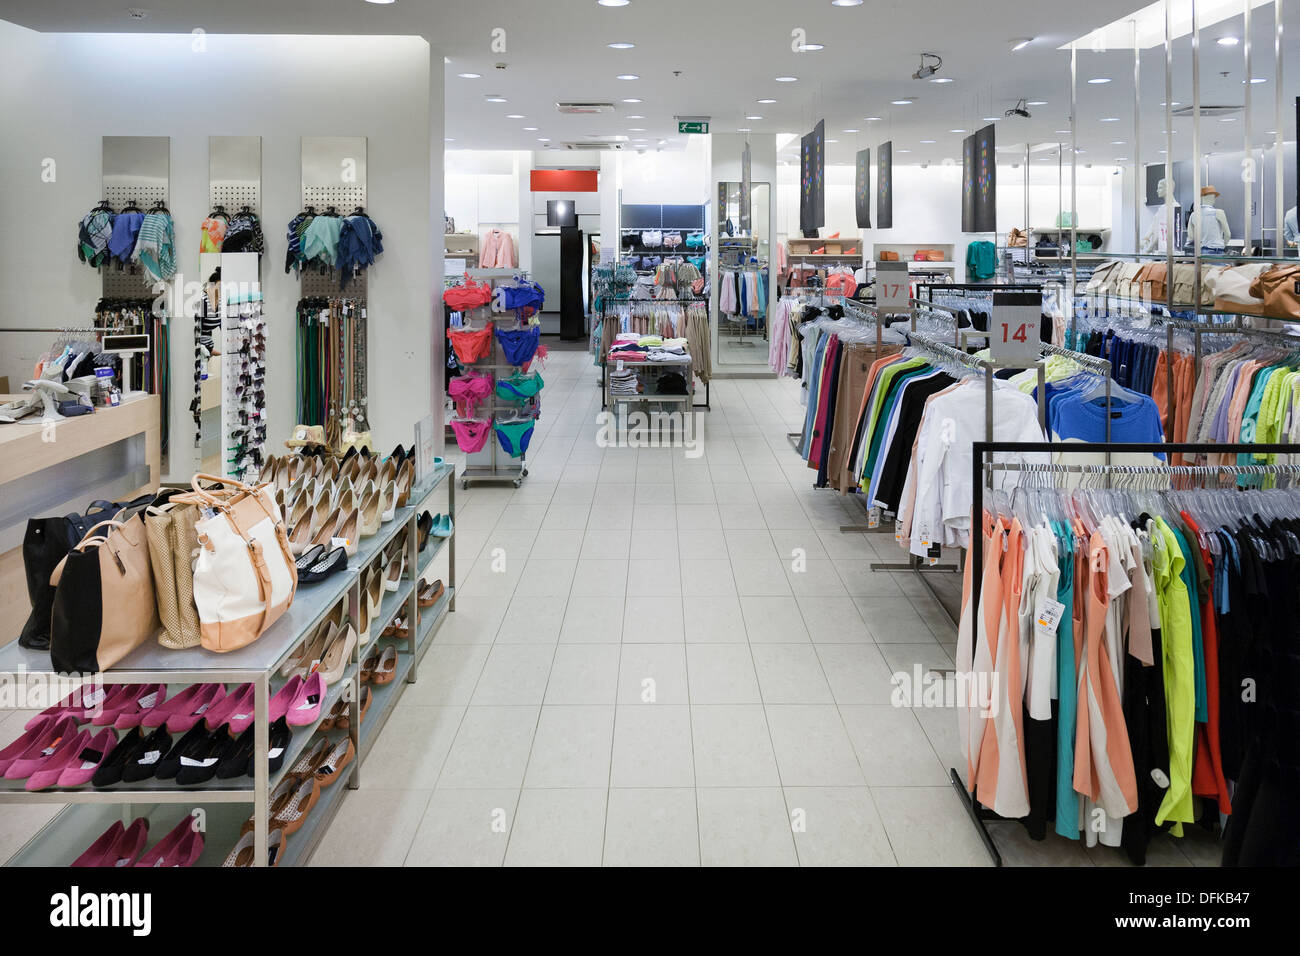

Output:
xmin=0 ymin=465 xmax=456 ymax=868
xmin=451 ymin=319 xmax=537 ymax=490
xmin=957 ymin=441 xmax=1296 ymax=866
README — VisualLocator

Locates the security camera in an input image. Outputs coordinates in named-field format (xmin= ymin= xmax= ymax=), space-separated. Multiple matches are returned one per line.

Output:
xmin=1005 ymin=98 xmax=1031 ymax=119
xmin=911 ymin=53 xmax=942 ymax=81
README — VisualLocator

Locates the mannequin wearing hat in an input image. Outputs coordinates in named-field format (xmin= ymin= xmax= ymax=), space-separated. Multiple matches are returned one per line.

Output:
xmin=1185 ymin=185 xmax=1230 ymax=254
xmin=1141 ymin=177 xmax=1181 ymax=253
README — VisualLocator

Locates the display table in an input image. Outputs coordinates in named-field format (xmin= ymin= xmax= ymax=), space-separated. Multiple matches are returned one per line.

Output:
xmin=0 ymin=394 xmax=161 ymax=646
xmin=0 ymin=464 xmax=456 ymax=867
xmin=602 ymin=351 xmax=695 ymax=409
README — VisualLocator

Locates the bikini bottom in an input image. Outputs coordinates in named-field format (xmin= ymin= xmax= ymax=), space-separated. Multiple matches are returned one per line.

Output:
xmin=495 ymin=372 xmax=544 ymax=403
xmin=449 ymin=418 xmax=493 ymax=453
xmin=447 ymin=323 xmax=494 ymax=365
xmin=493 ymin=419 xmax=535 ymax=459
xmin=494 ymin=324 xmax=541 ymax=367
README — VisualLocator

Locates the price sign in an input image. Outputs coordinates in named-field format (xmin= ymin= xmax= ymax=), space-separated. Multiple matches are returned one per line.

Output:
xmin=990 ymin=290 xmax=1042 ymax=363
xmin=876 ymin=260 xmax=911 ymax=315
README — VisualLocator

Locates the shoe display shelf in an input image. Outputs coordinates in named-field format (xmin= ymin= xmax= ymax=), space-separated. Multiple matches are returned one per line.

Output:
xmin=0 ymin=463 xmax=456 ymax=867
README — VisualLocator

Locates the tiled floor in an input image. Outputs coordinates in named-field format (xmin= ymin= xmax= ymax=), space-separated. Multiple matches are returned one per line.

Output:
xmin=306 ymin=346 xmax=1221 ymax=867
xmin=0 ymin=345 xmax=1219 ymax=867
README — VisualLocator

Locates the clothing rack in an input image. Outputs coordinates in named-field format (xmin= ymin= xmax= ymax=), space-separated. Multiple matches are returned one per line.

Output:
xmin=958 ymin=440 xmax=1300 ymax=866
xmin=597 ymin=297 xmax=711 ymax=410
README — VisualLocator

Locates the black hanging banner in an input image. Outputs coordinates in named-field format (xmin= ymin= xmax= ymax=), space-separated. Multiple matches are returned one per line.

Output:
xmin=877 ymin=141 xmax=893 ymax=230
xmin=855 ymin=148 xmax=871 ymax=228
xmin=974 ymin=123 xmax=997 ymax=233
xmin=961 ymin=134 xmax=976 ymax=233
xmin=800 ymin=119 xmax=825 ymax=236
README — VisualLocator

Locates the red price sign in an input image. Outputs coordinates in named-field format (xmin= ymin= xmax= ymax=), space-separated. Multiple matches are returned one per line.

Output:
xmin=877 ymin=261 xmax=911 ymax=314
xmin=990 ymin=290 xmax=1042 ymax=363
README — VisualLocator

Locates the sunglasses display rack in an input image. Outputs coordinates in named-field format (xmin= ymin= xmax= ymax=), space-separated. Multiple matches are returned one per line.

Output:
xmin=0 ymin=466 xmax=457 ymax=867
xmin=221 ymin=295 xmax=267 ymax=482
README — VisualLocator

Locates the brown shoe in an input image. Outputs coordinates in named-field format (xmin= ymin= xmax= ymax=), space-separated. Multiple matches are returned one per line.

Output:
xmin=314 ymin=737 xmax=356 ymax=787
xmin=418 ymin=579 xmax=446 ymax=608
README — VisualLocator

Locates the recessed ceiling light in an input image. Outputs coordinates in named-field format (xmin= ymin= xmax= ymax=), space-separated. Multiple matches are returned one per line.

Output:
xmin=826 ymin=139 xmax=839 ymax=143
xmin=775 ymin=76 xmax=798 ymax=82
xmin=628 ymin=127 xmax=646 ymax=131
xmin=365 ymin=0 xmax=397 ymax=4
xmin=983 ymin=117 xmax=999 ymax=122
xmin=608 ymin=41 xmax=635 ymax=49
xmin=622 ymin=97 xmax=642 ymax=103
xmin=1100 ymin=117 xmax=1120 ymax=122
xmin=746 ymin=115 xmax=763 ymax=120
xmin=738 ymin=128 xmax=751 ymax=132
xmin=538 ymin=137 xmax=550 ymax=141
xmin=831 ymin=0 xmax=863 ymax=5
xmin=864 ymin=116 xmax=883 ymax=121
xmin=506 ymin=114 xmax=524 ymax=119
xmin=1217 ymin=35 xmax=1240 ymax=46
xmin=930 ymin=77 xmax=954 ymax=84
xmin=1160 ymin=101 xmax=1181 ymax=107
xmin=1010 ymin=37 xmax=1033 ymax=51
xmin=920 ymin=139 xmax=936 ymax=144
xmin=1115 ymin=157 xmax=1129 ymax=161
xmin=1220 ymin=116 xmax=1238 ymax=122
xmin=897 ymin=149 xmax=912 ymax=153
xmin=1075 ymin=148 xmax=1086 ymax=153
xmin=1055 ymin=129 xmax=1071 ymax=134
xmin=457 ymin=73 xmax=481 ymax=79
xmin=627 ymin=114 xmax=645 ymax=119
xmin=597 ymin=0 xmax=630 ymax=6
xmin=1246 ymin=77 xmax=1267 ymax=84
xmin=798 ymin=42 xmax=825 ymax=52
xmin=1088 ymin=77 xmax=1111 ymax=84
xmin=523 ymin=127 xmax=539 ymax=131
xmin=616 ymin=74 xmax=639 ymax=80
xmin=841 ymin=128 xmax=859 ymax=133
xmin=1110 ymin=140 xmax=1126 ymax=145
xmin=949 ymin=129 xmax=966 ymax=133
xmin=485 ymin=95 xmax=507 ymax=102
xmin=444 ymin=137 xmax=454 ymax=142
xmin=891 ymin=99 xmax=912 ymax=105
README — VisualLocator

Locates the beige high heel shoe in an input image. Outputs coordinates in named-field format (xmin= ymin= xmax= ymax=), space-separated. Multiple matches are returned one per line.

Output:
xmin=384 ymin=550 xmax=405 ymax=592
xmin=334 ymin=507 xmax=360 ymax=557
xmin=364 ymin=568 xmax=383 ymax=645
xmin=358 ymin=458 xmax=379 ymax=485
xmin=395 ymin=459 xmax=415 ymax=509
xmin=336 ymin=481 xmax=356 ymax=516
xmin=358 ymin=484 xmax=382 ymax=537
xmin=379 ymin=481 xmax=398 ymax=523
xmin=378 ymin=457 xmax=397 ymax=487
xmin=287 ymin=491 xmax=312 ymax=531
xmin=288 ymin=504 xmax=315 ymax=556
xmin=310 ymin=507 xmax=342 ymax=551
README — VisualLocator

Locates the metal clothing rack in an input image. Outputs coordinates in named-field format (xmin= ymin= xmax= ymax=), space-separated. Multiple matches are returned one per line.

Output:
xmin=958 ymin=440 xmax=1300 ymax=866
xmin=454 ymin=317 xmax=535 ymax=489
xmin=597 ymin=297 xmax=711 ymax=410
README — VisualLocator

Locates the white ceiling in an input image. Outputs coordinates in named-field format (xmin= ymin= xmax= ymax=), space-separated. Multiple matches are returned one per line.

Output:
xmin=2 ymin=0 xmax=1296 ymax=166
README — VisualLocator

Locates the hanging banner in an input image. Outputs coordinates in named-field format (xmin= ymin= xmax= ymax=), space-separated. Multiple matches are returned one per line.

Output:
xmin=961 ymin=134 xmax=976 ymax=233
xmin=740 ymin=143 xmax=752 ymax=233
xmin=855 ymin=148 xmax=871 ymax=229
xmin=974 ymin=123 xmax=997 ymax=233
xmin=877 ymin=141 xmax=893 ymax=230
xmin=800 ymin=119 xmax=825 ymax=235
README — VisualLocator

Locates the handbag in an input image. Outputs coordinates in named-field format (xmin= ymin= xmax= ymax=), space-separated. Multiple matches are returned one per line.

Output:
xmin=1007 ymin=228 xmax=1028 ymax=248
xmin=879 ymin=250 xmax=899 ymax=261
xmin=1083 ymin=259 xmax=1124 ymax=296
xmin=189 ymin=474 xmax=297 ymax=653
xmin=1134 ymin=263 xmax=1168 ymax=302
xmin=49 ymin=515 xmax=160 ymax=673
xmin=144 ymin=498 xmax=206 ymax=650
xmin=1250 ymin=265 xmax=1300 ymax=320
xmin=18 ymin=493 xmax=157 ymax=651
xmin=1214 ymin=263 xmax=1271 ymax=316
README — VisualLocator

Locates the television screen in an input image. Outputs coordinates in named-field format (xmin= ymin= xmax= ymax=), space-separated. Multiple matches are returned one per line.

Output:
xmin=547 ymin=199 xmax=578 ymax=228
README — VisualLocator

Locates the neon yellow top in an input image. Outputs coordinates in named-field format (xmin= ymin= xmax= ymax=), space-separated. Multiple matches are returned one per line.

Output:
xmin=1151 ymin=517 xmax=1195 ymax=836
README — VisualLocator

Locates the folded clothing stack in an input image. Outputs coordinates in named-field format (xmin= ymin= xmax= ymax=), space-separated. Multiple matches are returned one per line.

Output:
xmin=609 ymin=368 xmax=641 ymax=395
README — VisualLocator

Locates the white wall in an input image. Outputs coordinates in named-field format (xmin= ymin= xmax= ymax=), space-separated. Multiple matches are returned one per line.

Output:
xmin=619 ymin=137 xmax=709 ymax=205
xmin=444 ymin=149 xmax=525 ymax=256
xmin=0 ymin=24 xmax=437 ymax=478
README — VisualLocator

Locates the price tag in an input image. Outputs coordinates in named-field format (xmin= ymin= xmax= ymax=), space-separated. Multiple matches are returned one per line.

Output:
xmin=990 ymin=289 xmax=1042 ymax=363
xmin=867 ymin=507 xmax=881 ymax=529
xmin=1034 ymin=598 xmax=1065 ymax=639
xmin=876 ymin=260 xmax=911 ymax=315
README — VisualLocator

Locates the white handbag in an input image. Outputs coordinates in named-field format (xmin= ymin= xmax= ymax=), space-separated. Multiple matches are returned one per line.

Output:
xmin=1212 ymin=263 xmax=1271 ymax=315
xmin=189 ymin=474 xmax=297 ymax=653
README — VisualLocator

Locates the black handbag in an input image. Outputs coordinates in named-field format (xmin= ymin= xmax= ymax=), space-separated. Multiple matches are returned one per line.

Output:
xmin=18 ymin=493 xmax=159 ymax=650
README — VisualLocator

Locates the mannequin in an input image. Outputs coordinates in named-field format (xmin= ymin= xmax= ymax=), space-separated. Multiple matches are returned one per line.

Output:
xmin=1284 ymin=206 xmax=1297 ymax=251
xmin=1186 ymin=185 xmax=1230 ymax=254
xmin=1141 ymin=177 xmax=1181 ymax=253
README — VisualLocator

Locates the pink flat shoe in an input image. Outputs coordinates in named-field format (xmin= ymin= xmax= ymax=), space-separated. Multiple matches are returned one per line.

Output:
xmin=140 ymin=683 xmax=205 ymax=730
xmin=164 ymin=684 xmax=227 ymax=734
xmin=111 ymin=685 xmax=166 ymax=730
xmin=203 ymin=683 xmax=255 ymax=734
xmin=269 ymin=675 xmax=303 ymax=723
xmin=286 ymin=673 xmax=325 ymax=727
xmin=54 ymin=728 xmax=118 ymax=788
xmin=24 ymin=683 xmax=105 ymax=728
xmin=0 ymin=715 xmax=56 ymax=774
xmin=2 ymin=715 xmax=79 ymax=779
xmin=135 ymin=816 xmax=204 ymax=868
xmin=71 ymin=819 xmax=152 ymax=867
xmin=92 ymin=684 xmax=159 ymax=727
xmin=25 ymin=730 xmax=90 ymax=791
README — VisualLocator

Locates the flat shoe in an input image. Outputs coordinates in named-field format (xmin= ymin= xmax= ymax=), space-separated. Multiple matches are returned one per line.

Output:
xmin=418 ymin=580 xmax=446 ymax=608
xmin=371 ymin=646 xmax=399 ymax=686
xmin=334 ymin=686 xmax=372 ymax=730
xmin=221 ymin=827 xmax=286 ymax=867
xmin=314 ymin=737 xmax=355 ymax=787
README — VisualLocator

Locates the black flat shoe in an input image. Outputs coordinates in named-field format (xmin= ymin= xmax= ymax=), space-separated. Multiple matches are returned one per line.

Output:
xmin=298 ymin=546 xmax=348 ymax=584
xmin=175 ymin=723 xmax=232 ymax=786
xmin=216 ymin=725 xmax=255 ymax=780
xmin=417 ymin=511 xmax=434 ymax=552
xmin=120 ymin=726 xmax=173 ymax=783
xmin=295 ymin=544 xmax=326 ymax=574
xmin=92 ymin=727 xmax=142 ymax=788
xmin=155 ymin=724 xmax=208 ymax=781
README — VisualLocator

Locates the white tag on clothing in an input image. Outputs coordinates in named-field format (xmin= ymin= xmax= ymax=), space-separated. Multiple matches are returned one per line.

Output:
xmin=1034 ymin=598 xmax=1065 ymax=639
xmin=1151 ymin=768 xmax=1170 ymax=789
xmin=868 ymin=508 xmax=881 ymax=529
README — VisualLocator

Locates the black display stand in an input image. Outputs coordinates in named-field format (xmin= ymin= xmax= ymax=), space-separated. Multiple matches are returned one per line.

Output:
xmin=560 ymin=226 xmax=585 ymax=341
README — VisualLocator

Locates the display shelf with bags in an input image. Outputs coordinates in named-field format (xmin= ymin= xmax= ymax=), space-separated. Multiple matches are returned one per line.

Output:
xmin=0 ymin=461 xmax=455 ymax=867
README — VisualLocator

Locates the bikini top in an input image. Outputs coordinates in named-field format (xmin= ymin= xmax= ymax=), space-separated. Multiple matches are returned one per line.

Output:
xmin=495 ymin=372 xmax=544 ymax=402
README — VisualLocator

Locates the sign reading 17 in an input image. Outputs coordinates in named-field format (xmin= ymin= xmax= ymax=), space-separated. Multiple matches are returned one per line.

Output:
xmin=879 ymin=283 xmax=907 ymax=301
xmin=1000 ymin=322 xmax=1032 ymax=344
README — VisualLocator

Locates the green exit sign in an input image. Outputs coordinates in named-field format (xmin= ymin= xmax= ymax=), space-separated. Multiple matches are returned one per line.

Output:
xmin=678 ymin=121 xmax=709 ymax=134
